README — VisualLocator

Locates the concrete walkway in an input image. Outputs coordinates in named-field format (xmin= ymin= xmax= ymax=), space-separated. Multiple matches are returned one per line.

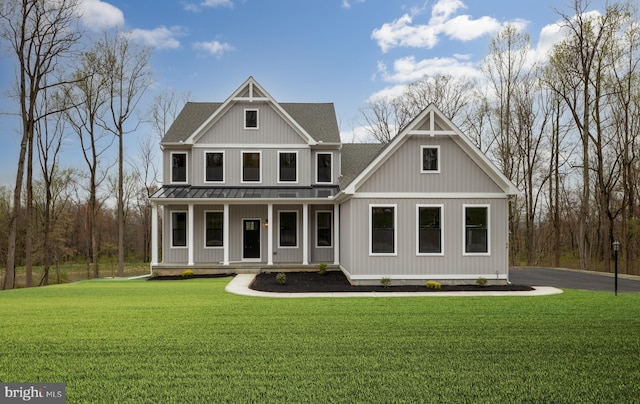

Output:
xmin=225 ymin=274 xmax=564 ymax=298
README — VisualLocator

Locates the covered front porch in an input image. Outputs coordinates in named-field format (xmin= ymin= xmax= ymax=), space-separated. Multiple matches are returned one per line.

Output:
xmin=150 ymin=186 xmax=341 ymax=271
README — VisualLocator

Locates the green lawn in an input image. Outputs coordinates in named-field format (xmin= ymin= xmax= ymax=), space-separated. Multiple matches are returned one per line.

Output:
xmin=0 ymin=279 xmax=638 ymax=403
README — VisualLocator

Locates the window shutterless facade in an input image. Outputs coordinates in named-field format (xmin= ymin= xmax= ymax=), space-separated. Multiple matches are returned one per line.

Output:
xmin=417 ymin=205 xmax=443 ymax=255
xmin=420 ymin=145 xmax=440 ymax=173
xmin=316 ymin=153 xmax=332 ymax=183
xmin=171 ymin=152 xmax=187 ymax=183
xmin=244 ymin=109 xmax=258 ymax=129
xmin=171 ymin=211 xmax=187 ymax=248
xmin=204 ymin=211 xmax=223 ymax=248
xmin=205 ymin=151 xmax=224 ymax=183
xmin=278 ymin=151 xmax=297 ymax=183
xmin=241 ymin=151 xmax=261 ymax=182
xmin=316 ymin=211 xmax=332 ymax=248
xmin=370 ymin=204 xmax=397 ymax=255
xmin=279 ymin=211 xmax=298 ymax=248
xmin=464 ymin=205 xmax=490 ymax=255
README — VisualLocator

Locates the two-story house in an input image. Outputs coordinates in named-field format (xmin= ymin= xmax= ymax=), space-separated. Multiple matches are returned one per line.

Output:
xmin=150 ymin=77 xmax=518 ymax=285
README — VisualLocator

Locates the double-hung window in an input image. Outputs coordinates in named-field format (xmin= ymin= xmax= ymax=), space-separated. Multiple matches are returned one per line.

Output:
xmin=420 ymin=146 xmax=440 ymax=173
xmin=417 ymin=205 xmax=443 ymax=255
xmin=279 ymin=211 xmax=298 ymax=248
xmin=205 ymin=211 xmax=223 ymax=248
xmin=278 ymin=151 xmax=297 ymax=183
xmin=242 ymin=151 xmax=261 ymax=182
xmin=316 ymin=211 xmax=332 ymax=247
xmin=171 ymin=211 xmax=187 ymax=247
xmin=370 ymin=205 xmax=397 ymax=255
xmin=205 ymin=152 xmax=224 ymax=182
xmin=464 ymin=205 xmax=489 ymax=254
xmin=171 ymin=152 xmax=187 ymax=183
xmin=317 ymin=153 xmax=332 ymax=183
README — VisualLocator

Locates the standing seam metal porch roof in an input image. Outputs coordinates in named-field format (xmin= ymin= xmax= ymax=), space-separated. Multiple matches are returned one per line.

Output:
xmin=151 ymin=186 xmax=341 ymax=200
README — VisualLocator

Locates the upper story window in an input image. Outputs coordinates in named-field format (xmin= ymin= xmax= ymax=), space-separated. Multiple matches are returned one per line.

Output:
xmin=205 ymin=151 xmax=224 ymax=183
xmin=421 ymin=145 xmax=440 ymax=173
xmin=278 ymin=151 xmax=297 ymax=183
xmin=171 ymin=152 xmax=187 ymax=183
xmin=244 ymin=109 xmax=258 ymax=129
xmin=317 ymin=153 xmax=332 ymax=183
xmin=242 ymin=151 xmax=261 ymax=182
xmin=464 ymin=205 xmax=489 ymax=255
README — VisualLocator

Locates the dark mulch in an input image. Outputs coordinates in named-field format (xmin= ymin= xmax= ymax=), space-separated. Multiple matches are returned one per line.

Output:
xmin=250 ymin=271 xmax=534 ymax=293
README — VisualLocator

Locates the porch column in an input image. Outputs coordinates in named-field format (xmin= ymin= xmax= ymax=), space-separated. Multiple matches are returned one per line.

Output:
xmin=223 ymin=203 xmax=229 ymax=265
xmin=151 ymin=202 xmax=158 ymax=266
xmin=302 ymin=203 xmax=309 ymax=265
xmin=267 ymin=203 xmax=273 ymax=265
xmin=188 ymin=203 xmax=194 ymax=266
xmin=333 ymin=203 xmax=340 ymax=265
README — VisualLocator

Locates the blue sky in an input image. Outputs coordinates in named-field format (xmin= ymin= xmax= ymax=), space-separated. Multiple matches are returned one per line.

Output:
xmin=0 ymin=0 xmax=609 ymax=186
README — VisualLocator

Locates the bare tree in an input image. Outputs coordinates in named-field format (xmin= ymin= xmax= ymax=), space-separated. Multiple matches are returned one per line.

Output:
xmin=95 ymin=30 xmax=152 ymax=277
xmin=0 ymin=0 xmax=81 ymax=289
xmin=148 ymin=88 xmax=191 ymax=139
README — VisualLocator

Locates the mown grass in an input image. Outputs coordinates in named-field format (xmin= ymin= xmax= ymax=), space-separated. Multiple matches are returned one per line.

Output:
xmin=0 ymin=279 xmax=638 ymax=403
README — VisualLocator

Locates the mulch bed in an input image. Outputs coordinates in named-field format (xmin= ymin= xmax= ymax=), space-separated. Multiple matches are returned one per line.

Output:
xmin=250 ymin=271 xmax=534 ymax=293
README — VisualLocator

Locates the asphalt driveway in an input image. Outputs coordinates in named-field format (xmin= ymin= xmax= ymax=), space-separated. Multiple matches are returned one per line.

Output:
xmin=510 ymin=267 xmax=640 ymax=293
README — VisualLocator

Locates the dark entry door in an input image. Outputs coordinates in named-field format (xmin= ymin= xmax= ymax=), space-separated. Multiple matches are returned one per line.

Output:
xmin=243 ymin=219 xmax=261 ymax=259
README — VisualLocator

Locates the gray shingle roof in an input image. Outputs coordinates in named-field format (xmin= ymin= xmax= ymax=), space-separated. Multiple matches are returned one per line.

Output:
xmin=161 ymin=102 xmax=340 ymax=144
xmin=340 ymin=143 xmax=387 ymax=188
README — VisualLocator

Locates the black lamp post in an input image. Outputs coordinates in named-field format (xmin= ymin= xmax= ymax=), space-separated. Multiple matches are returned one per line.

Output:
xmin=613 ymin=239 xmax=620 ymax=296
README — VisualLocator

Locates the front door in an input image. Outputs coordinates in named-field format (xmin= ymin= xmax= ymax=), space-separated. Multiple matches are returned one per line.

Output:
xmin=243 ymin=219 xmax=261 ymax=260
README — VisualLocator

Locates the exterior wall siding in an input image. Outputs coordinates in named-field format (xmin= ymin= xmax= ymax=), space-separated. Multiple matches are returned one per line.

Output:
xmin=341 ymin=197 xmax=509 ymax=282
xmin=359 ymin=136 xmax=502 ymax=194
xmin=199 ymin=102 xmax=308 ymax=145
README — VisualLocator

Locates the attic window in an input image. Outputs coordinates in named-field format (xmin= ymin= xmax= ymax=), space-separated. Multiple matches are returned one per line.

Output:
xmin=245 ymin=109 xmax=258 ymax=129
xmin=421 ymin=146 xmax=440 ymax=173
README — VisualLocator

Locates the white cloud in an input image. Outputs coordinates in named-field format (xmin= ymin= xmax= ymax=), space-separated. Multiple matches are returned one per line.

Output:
xmin=193 ymin=40 xmax=234 ymax=57
xmin=341 ymin=0 xmax=365 ymax=10
xmin=77 ymin=0 xmax=124 ymax=31
xmin=377 ymin=55 xmax=482 ymax=84
xmin=371 ymin=0 xmax=528 ymax=53
xmin=127 ymin=26 xmax=184 ymax=49
xmin=185 ymin=0 xmax=234 ymax=12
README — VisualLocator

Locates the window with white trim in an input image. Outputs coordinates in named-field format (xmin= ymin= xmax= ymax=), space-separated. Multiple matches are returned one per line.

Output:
xmin=417 ymin=205 xmax=443 ymax=255
xmin=171 ymin=211 xmax=187 ymax=247
xmin=171 ymin=152 xmax=187 ymax=183
xmin=278 ymin=151 xmax=297 ymax=183
xmin=420 ymin=146 xmax=440 ymax=173
xmin=316 ymin=211 xmax=332 ymax=248
xmin=205 ymin=152 xmax=224 ymax=183
xmin=370 ymin=205 xmax=396 ymax=255
xmin=244 ymin=109 xmax=258 ymax=129
xmin=464 ymin=205 xmax=489 ymax=254
xmin=242 ymin=151 xmax=261 ymax=182
xmin=317 ymin=153 xmax=332 ymax=183
xmin=279 ymin=211 xmax=298 ymax=248
xmin=205 ymin=211 xmax=223 ymax=248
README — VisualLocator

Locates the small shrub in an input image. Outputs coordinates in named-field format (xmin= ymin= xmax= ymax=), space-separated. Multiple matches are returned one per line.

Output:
xmin=426 ymin=281 xmax=441 ymax=289
xmin=181 ymin=269 xmax=194 ymax=279
xmin=276 ymin=272 xmax=287 ymax=285
xmin=380 ymin=277 xmax=391 ymax=288
xmin=476 ymin=277 xmax=488 ymax=287
xmin=317 ymin=263 xmax=328 ymax=275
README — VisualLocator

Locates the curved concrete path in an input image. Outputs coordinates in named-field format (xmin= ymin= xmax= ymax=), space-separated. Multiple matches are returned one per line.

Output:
xmin=225 ymin=274 xmax=563 ymax=298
